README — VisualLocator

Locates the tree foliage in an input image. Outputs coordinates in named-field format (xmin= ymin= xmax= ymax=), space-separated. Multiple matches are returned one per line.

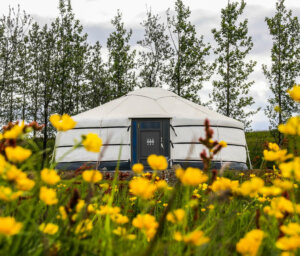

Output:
xmin=165 ymin=0 xmax=213 ymax=103
xmin=262 ymin=0 xmax=300 ymax=142
xmin=107 ymin=10 xmax=136 ymax=99
xmin=211 ymin=0 xmax=258 ymax=129
xmin=137 ymin=9 xmax=172 ymax=88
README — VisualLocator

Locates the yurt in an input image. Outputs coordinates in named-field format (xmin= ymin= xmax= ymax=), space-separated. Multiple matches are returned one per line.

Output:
xmin=55 ymin=88 xmax=249 ymax=171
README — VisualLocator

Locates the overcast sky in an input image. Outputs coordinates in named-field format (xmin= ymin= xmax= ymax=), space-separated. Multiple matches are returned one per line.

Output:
xmin=1 ymin=0 xmax=299 ymax=130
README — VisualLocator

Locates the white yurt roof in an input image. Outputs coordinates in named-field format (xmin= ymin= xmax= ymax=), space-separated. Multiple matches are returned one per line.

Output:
xmin=74 ymin=87 xmax=244 ymax=129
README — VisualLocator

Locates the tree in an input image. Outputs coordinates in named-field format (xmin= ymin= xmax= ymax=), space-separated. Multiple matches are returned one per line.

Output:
xmin=262 ymin=0 xmax=300 ymax=143
xmin=211 ymin=0 xmax=258 ymax=129
xmin=83 ymin=41 xmax=110 ymax=109
xmin=107 ymin=10 xmax=136 ymax=99
xmin=137 ymin=9 xmax=172 ymax=88
xmin=165 ymin=0 xmax=213 ymax=103
xmin=0 ymin=6 xmax=31 ymax=123
xmin=52 ymin=0 xmax=88 ymax=115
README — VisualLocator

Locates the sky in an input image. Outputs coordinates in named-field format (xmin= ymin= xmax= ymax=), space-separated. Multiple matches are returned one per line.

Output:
xmin=0 ymin=0 xmax=299 ymax=130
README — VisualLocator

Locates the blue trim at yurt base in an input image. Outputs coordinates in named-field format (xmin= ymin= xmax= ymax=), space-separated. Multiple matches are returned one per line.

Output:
xmin=56 ymin=160 xmax=247 ymax=171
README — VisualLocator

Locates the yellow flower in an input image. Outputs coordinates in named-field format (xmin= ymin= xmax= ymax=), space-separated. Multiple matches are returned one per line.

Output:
xmin=219 ymin=140 xmax=227 ymax=147
xmin=176 ymin=167 xmax=208 ymax=186
xmin=0 ymin=216 xmax=22 ymax=236
xmin=41 ymin=168 xmax=60 ymax=185
xmin=273 ymin=179 xmax=293 ymax=190
xmin=176 ymin=230 xmax=210 ymax=246
xmin=76 ymin=199 xmax=85 ymax=213
xmin=3 ymin=121 xmax=25 ymax=139
xmin=16 ymin=178 xmax=35 ymax=191
xmin=279 ymin=158 xmax=300 ymax=181
xmin=132 ymin=163 xmax=144 ymax=174
xmin=58 ymin=206 xmax=67 ymax=220
xmin=39 ymin=223 xmax=59 ymax=235
xmin=280 ymin=223 xmax=300 ymax=236
xmin=132 ymin=214 xmax=158 ymax=241
xmin=82 ymin=170 xmax=102 ymax=183
xmin=0 ymin=186 xmax=23 ymax=201
xmin=166 ymin=209 xmax=185 ymax=224
xmin=211 ymin=177 xmax=239 ymax=193
xmin=75 ymin=219 xmax=93 ymax=234
xmin=113 ymin=226 xmax=127 ymax=236
xmin=238 ymin=177 xmax=264 ymax=198
xmin=129 ymin=177 xmax=157 ymax=200
xmin=111 ymin=214 xmax=129 ymax=225
xmin=98 ymin=205 xmax=120 ymax=216
xmin=82 ymin=133 xmax=102 ymax=152
xmin=287 ymin=85 xmax=300 ymax=102
xmin=50 ymin=114 xmax=76 ymax=131
xmin=276 ymin=236 xmax=300 ymax=251
xmin=5 ymin=165 xmax=26 ymax=181
xmin=236 ymin=229 xmax=264 ymax=256
xmin=5 ymin=146 xmax=32 ymax=163
xmin=156 ymin=180 xmax=168 ymax=189
xmin=278 ymin=116 xmax=300 ymax=136
xmin=263 ymin=197 xmax=294 ymax=219
xmin=39 ymin=186 xmax=58 ymax=205
xmin=147 ymin=154 xmax=168 ymax=171
xmin=259 ymin=186 xmax=282 ymax=197
xmin=263 ymin=149 xmax=292 ymax=163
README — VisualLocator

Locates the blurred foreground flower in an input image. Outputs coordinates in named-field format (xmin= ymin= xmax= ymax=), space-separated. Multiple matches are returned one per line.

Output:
xmin=39 ymin=223 xmax=59 ymax=235
xmin=0 ymin=216 xmax=22 ymax=236
xmin=50 ymin=114 xmax=76 ymax=131
xmin=82 ymin=170 xmax=102 ymax=183
xmin=132 ymin=214 xmax=158 ymax=241
xmin=132 ymin=163 xmax=144 ymax=174
xmin=287 ymin=85 xmax=300 ymax=102
xmin=41 ymin=168 xmax=61 ymax=185
xmin=176 ymin=167 xmax=208 ymax=186
xmin=278 ymin=116 xmax=300 ymax=136
xmin=147 ymin=154 xmax=168 ymax=171
xmin=236 ymin=229 xmax=264 ymax=256
xmin=82 ymin=133 xmax=102 ymax=152
xmin=40 ymin=186 xmax=58 ymax=205
xmin=166 ymin=209 xmax=185 ymax=224
xmin=175 ymin=230 xmax=209 ymax=246
xmin=129 ymin=177 xmax=157 ymax=199
xmin=3 ymin=121 xmax=25 ymax=139
xmin=5 ymin=146 xmax=32 ymax=163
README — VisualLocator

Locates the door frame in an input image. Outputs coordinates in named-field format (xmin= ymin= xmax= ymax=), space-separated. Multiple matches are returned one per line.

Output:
xmin=131 ymin=118 xmax=170 ymax=167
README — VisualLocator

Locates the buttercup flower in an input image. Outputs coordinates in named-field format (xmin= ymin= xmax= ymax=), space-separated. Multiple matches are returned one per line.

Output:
xmin=50 ymin=114 xmax=76 ymax=131
xmin=40 ymin=186 xmax=58 ymax=205
xmin=82 ymin=170 xmax=102 ymax=183
xmin=236 ymin=229 xmax=264 ymax=256
xmin=176 ymin=167 xmax=208 ymax=186
xmin=166 ymin=209 xmax=185 ymax=224
xmin=132 ymin=163 xmax=144 ymax=174
xmin=82 ymin=133 xmax=102 ymax=152
xmin=0 ymin=186 xmax=23 ymax=201
xmin=132 ymin=214 xmax=158 ymax=240
xmin=175 ymin=230 xmax=209 ymax=246
xmin=3 ymin=121 xmax=25 ymax=139
xmin=278 ymin=116 xmax=300 ymax=136
xmin=16 ymin=178 xmax=35 ymax=191
xmin=75 ymin=219 xmax=93 ymax=234
xmin=211 ymin=177 xmax=239 ymax=193
xmin=287 ymin=85 xmax=300 ymax=102
xmin=147 ymin=154 xmax=168 ymax=171
xmin=219 ymin=140 xmax=227 ymax=147
xmin=41 ymin=168 xmax=61 ymax=185
xmin=39 ymin=223 xmax=59 ymax=235
xmin=5 ymin=146 xmax=32 ymax=163
xmin=129 ymin=177 xmax=157 ymax=199
xmin=0 ymin=217 xmax=22 ymax=236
